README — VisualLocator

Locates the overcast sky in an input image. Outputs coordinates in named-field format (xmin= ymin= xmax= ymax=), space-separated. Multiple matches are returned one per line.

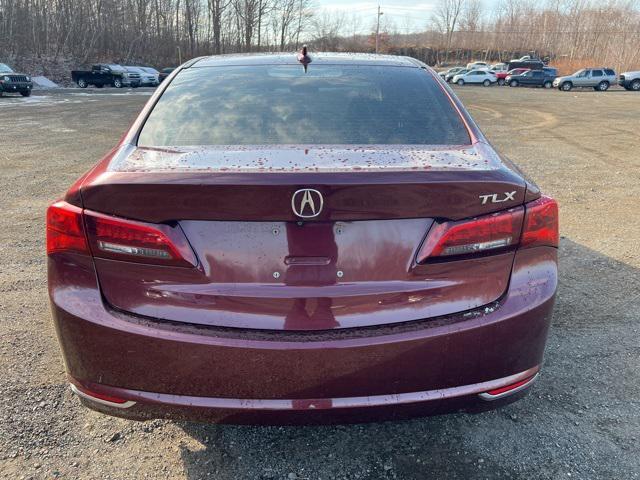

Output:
xmin=315 ymin=1 xmax=442 ymax=34
xmin=315 ymin=1 xmax=499 ymax=34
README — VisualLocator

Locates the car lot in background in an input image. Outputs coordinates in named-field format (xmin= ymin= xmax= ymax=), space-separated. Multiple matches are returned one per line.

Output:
xmin=553 ymin=68 xmax=617 ymax=91
xmin=124 ymin=66 xmax=158 ymax=87
xmin=453 ymin=69 xmax=497 ymax=86
xmin=0 ymin=62 xmax=33 ymax=97
xmin=495 ymin=67 xmax=530 ymax=86
xmin=506 ymin=69 xmax=556 ymax=88
xmin=619 ymin=70 xmax=640 ymax=90
xmin=159 ymin=67 xmax=175 ymax=82
xmin=1 ymin=86 xmax=638 ymax=478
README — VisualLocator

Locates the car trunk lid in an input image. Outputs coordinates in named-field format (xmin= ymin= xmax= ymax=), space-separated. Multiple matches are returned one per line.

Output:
xmin=82 ymin=143 xmax=525 ymax=331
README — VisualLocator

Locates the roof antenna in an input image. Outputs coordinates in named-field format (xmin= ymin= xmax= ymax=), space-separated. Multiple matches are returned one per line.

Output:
xmin=297 ymin=45 xmax=312 ymax=73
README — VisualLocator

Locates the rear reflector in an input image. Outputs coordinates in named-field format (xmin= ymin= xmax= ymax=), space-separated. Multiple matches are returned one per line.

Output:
xmin=46 ymin=201 xmax=89 ymax=255
xmin=521 ymin=195 xmax=559 ymax=248
xmin=70 ymin=384 xmax=136 ymax=408
xmin=417 ymin=207 xmax=524 ymax=262
xmin=84 ymin=210 xmax=197 ymax=267
xmin=479 ymin=373 xmax=538 ymax=400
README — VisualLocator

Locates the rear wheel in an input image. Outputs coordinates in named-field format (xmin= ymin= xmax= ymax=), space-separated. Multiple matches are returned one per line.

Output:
xmin=483 ymin=79 xmax=491 ymax=87
xmin=457 ymin=79 xmax=465 ymax=86
xmin=543 ymin=81 xmax=552 ymax=89
xmin=113 ymin=78 xmax=123 ymax=88
xmin=497 ymin=78 xmax=505 ymax=86
xmin=77 ymin=78 xmax=88 ymax=88
xmin=560 ymin=81 xmax=572 ymax=91
xmin=630 ymin=79 xmax=640 ymax=91
xmin=20 ymin=90 xmax=31 ymax=97
xmin=597 ymin=81 xmax=609 ymax=91
xmin=509 ymin=80 xmax=518 ymax=87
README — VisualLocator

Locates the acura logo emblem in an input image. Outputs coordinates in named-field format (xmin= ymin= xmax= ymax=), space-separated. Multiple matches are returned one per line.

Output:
xmin=292 ymin=189 xmax=323 ymax=218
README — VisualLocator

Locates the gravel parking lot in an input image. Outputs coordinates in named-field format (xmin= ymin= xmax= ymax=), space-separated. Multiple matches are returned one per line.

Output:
xmin=1 ymin=86 xmax=639 ymax=480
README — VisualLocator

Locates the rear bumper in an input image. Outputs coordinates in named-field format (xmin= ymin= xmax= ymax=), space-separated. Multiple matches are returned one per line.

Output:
xmin=49 ymin=247 xmax=557 ymax=424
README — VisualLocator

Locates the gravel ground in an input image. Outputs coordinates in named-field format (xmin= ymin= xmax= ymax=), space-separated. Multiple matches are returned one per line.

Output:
xmin=0 ymin=85 xmax=638 ymax=479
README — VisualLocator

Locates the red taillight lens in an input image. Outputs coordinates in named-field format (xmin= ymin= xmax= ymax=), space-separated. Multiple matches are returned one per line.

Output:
xmin=521 ymin=195 xmax=559 ymax=248
xmin=417 ymin=207 xmax=524 ymax=262
xmin=84 ymin=210 xmax=197 ymax=267
xmin=46 ymin=201 xmax=89 ymax=255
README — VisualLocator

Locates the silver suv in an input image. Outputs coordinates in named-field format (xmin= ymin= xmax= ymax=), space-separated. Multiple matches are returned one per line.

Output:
xmin=553 ymin=68 xmax=616 ymax=91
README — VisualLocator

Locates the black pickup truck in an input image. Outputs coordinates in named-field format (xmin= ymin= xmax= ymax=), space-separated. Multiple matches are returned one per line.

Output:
xmin=0 ymin=63 xmax=33 ymax=97
xmin=71 ymin=64 xmax=140 ymax=88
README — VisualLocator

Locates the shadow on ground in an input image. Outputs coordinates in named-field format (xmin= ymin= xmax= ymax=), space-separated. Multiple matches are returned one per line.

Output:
xmin=177 ymin=239 xmax=639 ymax=479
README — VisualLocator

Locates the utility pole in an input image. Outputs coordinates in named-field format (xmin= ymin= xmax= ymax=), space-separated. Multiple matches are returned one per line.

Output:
xmin=375 ymin=5 xmax=383 ymax=54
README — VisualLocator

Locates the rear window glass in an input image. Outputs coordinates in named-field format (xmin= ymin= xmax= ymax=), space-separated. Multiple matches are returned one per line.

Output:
xmin=592 ymin=70 xmax=603 ymax=77
xmin=138 ymin=65 xmax=471 ymax=146
xmin=605 ymin=69 xmax=615 ymax=76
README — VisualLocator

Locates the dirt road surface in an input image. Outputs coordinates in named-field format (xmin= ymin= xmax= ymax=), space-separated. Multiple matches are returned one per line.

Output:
xmin=0 ymin=86 xmax=638 ymax=479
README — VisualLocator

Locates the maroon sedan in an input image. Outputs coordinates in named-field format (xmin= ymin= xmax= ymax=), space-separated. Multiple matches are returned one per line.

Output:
xmin=47 ymin=53 xmax=558 ymax=424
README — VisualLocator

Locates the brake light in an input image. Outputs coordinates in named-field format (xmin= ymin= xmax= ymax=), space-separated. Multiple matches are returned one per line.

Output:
xmin=84 ymin=210 xmax=197 ymax=267
xmin=46 ymin=201 xmax=89 ymax=255
xmin=416 ymin=207 xmax=524 ymax=262
xmin=521 ymin=195 xmax=559 ymax=248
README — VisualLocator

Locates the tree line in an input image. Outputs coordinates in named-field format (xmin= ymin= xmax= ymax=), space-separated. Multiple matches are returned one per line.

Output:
xmin=0 ymin=0 xmax=639 ymax=72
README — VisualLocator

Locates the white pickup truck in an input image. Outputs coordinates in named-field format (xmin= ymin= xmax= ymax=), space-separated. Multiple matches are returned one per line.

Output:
xmin=618 ymin=71 xmax=640 ymax=91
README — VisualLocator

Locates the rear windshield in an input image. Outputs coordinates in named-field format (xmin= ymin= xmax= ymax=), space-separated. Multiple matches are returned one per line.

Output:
xmin=138 ymin=65 xmax=471 ymax=146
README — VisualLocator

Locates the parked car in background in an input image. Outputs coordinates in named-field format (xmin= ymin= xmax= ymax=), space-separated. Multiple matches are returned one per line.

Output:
xmin=453 ymin=69 xmax=497 ymax=86
xmin=467 ymin=61 xmax=489 ymax=70
xmin=439 ymin=66 xmax=465 ymax=82
xmin=618 ymin=70 xmax=640 ymax=91
xmin=139 ymin=67 xmax=160 ymax=85
xmin=125 ymin=66 xmax=158 ymax=87
xmin=507 ymin=60 xmax=545 ymax=71
xmin=506 ymin=68 xmax=557 ymax=88
xmin=158 ymin=68 xmax=175 ymax=82
xmin=553 ymin=68 xmax=616 ymax=91
xmin=0 ymin=63 xmax=33 ymax=97
xmin=72 ymin=64 xmax=140 ymax=88
xmin=496 ymin=68 xmax=529 ymax=86
xmin=490 ymin=63 xmax=508 ymax=72
xmin=445 ymin=68 xmax=469 ymax=83
xmin=47 ymin=52 xmax=558 ymax=424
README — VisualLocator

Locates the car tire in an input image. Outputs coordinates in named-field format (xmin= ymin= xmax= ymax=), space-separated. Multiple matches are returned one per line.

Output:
xmin=77 ymin=79 xmax=88 ymax=88
xmin=597 ymin=81 xmax=609 ymax=91
xmin=497 ymin=78 xmax=505 ymax=86
xmin=630 ymin=80 xmax=640 ymax=91
xmin=113 ymin=78 xmax=123 ymax=88
xmin=482 ymin=79 xmax=491 ymax=86
xmin=20 ymin=90 xmax=31 ymax=97
xmin=543 ymin=81 xmax=552 ymax=89
xmin=457 ymin=79 xmax=465 ymax=86
xmin=509 ymin=80 xmax=518 ymax=87
xmin=560 ymin=82 xmax=572 ymax=91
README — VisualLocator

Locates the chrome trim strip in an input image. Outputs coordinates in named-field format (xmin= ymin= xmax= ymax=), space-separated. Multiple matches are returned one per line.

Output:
xmin=478 ymin=372 xmax=539 ymax=401
xmin=94 ymin=367 xmax=540 ymax=411
xmin=70 ymin=384 xmax=137 ymax=409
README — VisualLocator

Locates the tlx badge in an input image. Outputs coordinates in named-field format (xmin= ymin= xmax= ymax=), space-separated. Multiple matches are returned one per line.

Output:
xmin=479 ymin=191 xmax=516 ymax=205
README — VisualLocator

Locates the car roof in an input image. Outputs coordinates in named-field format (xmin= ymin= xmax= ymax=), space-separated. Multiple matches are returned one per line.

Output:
xmin=192 ymin=52 xmax=420 ymax=68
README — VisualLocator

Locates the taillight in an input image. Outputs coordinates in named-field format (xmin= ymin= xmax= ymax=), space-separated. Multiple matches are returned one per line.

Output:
xmin=84 ymin=210 xmax=197 ymax=267
xmin=416 ymin=207 xmax=524 ymax=262
xmin=416 ymin=195 xmax=558 ymax=263
xmin=46 ymin=201 xmax=89 ymax=255
xmin=46 ymin=200 xmax=196 ymax=267
xmin=521 ymin=195 xmax=559 ymax=248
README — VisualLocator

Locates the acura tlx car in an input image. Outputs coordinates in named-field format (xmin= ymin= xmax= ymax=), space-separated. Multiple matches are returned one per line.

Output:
xmin=47 ymin=52 xmax=558 ymax=424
